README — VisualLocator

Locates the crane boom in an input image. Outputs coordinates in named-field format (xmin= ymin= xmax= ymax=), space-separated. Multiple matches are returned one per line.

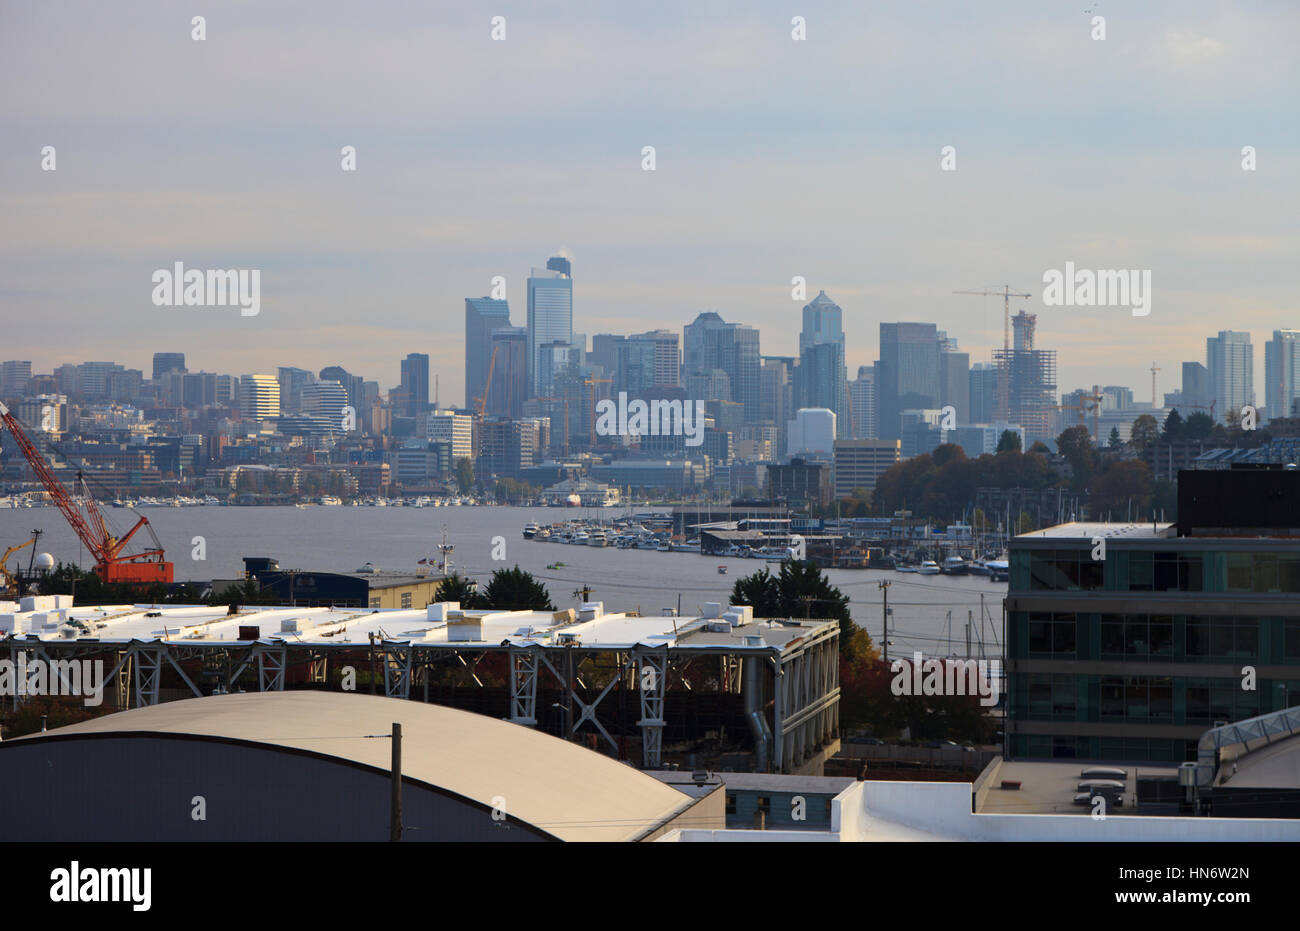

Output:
xmin=0 ymin=401 xmax=172 ymax=584
xmin=954 ymin=285 xmax=1032 ymax=421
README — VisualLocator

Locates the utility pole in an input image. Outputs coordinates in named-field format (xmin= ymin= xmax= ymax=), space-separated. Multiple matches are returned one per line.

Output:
xmin=389 ymin=722 xmax=402 ymax=841
xmin=877 ymin=580 xmax=891 ymax=664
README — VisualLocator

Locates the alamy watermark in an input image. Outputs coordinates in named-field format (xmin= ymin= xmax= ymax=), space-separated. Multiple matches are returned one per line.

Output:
xmin=890 ymin=652 xmax=1001 ymax=707
xmin=0 ymin=652 xmax=105 ymax=706
xmin=594 ymin=391 xmax=706 ymax=447
xmin=1042 ymin=262 xmax=1151 ymax=317
xmin=152 ymin=261 xmax=261 ymax=317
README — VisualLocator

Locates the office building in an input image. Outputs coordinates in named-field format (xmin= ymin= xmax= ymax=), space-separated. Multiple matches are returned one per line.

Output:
xmin=683 ymin=312 xmax=727 ymax=381
xmin=487 ymin=326 xmax=528 ymax=419
xmin=151 ymin=353 xmax=186 ymax=382
xmin=276 ymin=367 xmax=314 ymax=413
xmin=786 ymin=408 xmax=836 ymax=459
xmin=938 ymin=337 xmax=970 ymax=425
xmin=527 ymin=261 xmax=573 ymax=396
xmin=877 ymin=323 xmax=941 ymax=441
xmin=319 ymin=366 xmax=364 ymax=410
xmin=399 ymin=353 xmax=430 ymax=417
xmin=832 ymin=439 xmax=901 ymax=498
xmin=1264 ymin=330 xmax=1300 ymax=423
xmin=1006 ymin=466 xmax=1300 ymax=763
xmin=1207 ymin=330 xmax=1253 ymax=424
xmin=1 ymin=361 xmax=32 ymax=399
xmin=466 ymin=296 xmax=511 ymax=409
xmin=427 ymin=410 xmax=474 ymax=462
xmin=302 ymin=380 xmax=349 ymax=434
xmin=797 ymin=341 xmax=848 ymax=437
xmin=239 ymin=375 xmax=281 ymax=423
xmin=969 ymin=363 xmax=998 ymax=425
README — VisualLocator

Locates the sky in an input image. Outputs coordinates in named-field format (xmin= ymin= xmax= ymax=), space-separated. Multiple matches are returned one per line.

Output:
xmin=2 ymin=0 xmax=1296 ymax=408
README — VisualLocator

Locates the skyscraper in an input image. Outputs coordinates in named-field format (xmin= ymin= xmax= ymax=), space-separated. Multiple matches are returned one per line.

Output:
xmin=400 ymin=352 xmax=430 ymax=416
xmin=798 ymin=342 xmax=848 ymax=437
xmin=969 ymin=363 xmax=998 ymax=424
xmin=705 ymin=321 xmax=761 ymax=420
xmin=849 ymin=365 xmax=876 ymax=439
xmin=277 ymin=366 xmax=314 ymax=413
xmin=1207 ymin=331 xmax=1254 ymax=423
xmin=938 ymin=335 xmax=970 ymax=425
xmin=683 ymin=312 xmax=727 ymax=381
xmin=488 ymin=326 xmax=528 ymax=419
xmin=994 ymin=312 xmax=1057 ymax=446
xmin=240 ymin=374 xmax=281 ymax=422
xmin=799 ymin=290 xmax=845 ymax=356
xmin=466 ymin=296 xmax=511 ymax=410
xmin=527 ymin=259 xmax=573 ymax=396
xmin=877 ymin=323 xmax=941 ymax=441
xmin=152 ymin=353 xmax=186 ymax=381
xmin=1264 ymin=330 xmax=1300 ymax=422
xmin=1 ymin=361 xmax=32 ymax=399
xmin=1181 ymin=361 xmax=1211 ymax=412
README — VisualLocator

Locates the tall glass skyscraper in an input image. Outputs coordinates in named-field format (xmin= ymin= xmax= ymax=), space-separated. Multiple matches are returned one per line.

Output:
xmin=527 ymin=259 xmax=573 ymax=396
xmin=1207 ymin=330 xmax=1254 ymax=424
xmin=1264 ymin=330 xmax=1300 ymax=421
xmin=466 ymin=296 xmax=511 ymax=409
xmin=877 ymin=322 xmax=940 ymax=441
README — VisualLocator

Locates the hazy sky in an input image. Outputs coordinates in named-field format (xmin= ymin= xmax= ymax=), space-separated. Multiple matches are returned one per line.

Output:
xmin=2 ymin=1 xmax=1295 ymax=407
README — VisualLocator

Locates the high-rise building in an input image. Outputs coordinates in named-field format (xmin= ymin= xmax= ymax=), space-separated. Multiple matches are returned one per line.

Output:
xmin=938 ymin=335 xmax=970 ymax=426
xmin=77 ymin=362 xmax=122 ymax=400
xmin=969 ymin=363 xmax=998 ymax=425
xmin=1181 ymin=361 xmax=1212 ymax=413
xmin=319 ymin=366 xmax=364 ymax=410
xmin=1264 ymin=330 xmax=1300 ymax=422
xmin=152 ymin=353 xmax=186 ymax=381
xmin=877 ymin=323 xmax=940 ymax=441
xmin=400 ymin=353 xmax=430 ymax=416
xmin=302 ymin=380 xmax=349 ymax=434
xmin=849 ymin=365 xmax=876 ymax=439
xmin=428 ymin=410 xmax=474 ymax=462
xmin=466 ymin=296 xmax=511 ymax=409
xmin=239 ymin=375 xmax=281 ymax=422
xmin=1207 ymin=330 xmax=1254 ymax=423
xmin=994 ymin=312 xmax=1057 ymax=446
xmin=527 ymin=260 xmax=573 ymax=396
xmin=487 ymin=327 xmax=528 ymax=419
xmin=702 ymin=321 xmax=761 ymax=420
xmin=798 ymin=341 xmax=848 ymax=437
xmin=760 ymin=356 xmax=795 ymax=446
xmin=1 ymin=361 xmax=32 ymax=398
xmin=683 ymin=312 xmax=727 ymax=381
xmin=799 ymin=290 xmax=844 ymax=356
xmin=277 ymin=367 xmax=315 ymax=413
xmin=786 ymin=408 xmax=836 ymax=459
xmin=832 ymin=439 xmax=901 ymax=498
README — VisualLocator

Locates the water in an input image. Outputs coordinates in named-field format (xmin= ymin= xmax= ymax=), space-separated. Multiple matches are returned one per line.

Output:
xmin=0 ymin=504 xmax=1008 ymax=658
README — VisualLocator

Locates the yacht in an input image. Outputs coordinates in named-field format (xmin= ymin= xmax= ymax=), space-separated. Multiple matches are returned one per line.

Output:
xmin=985 ymin=559 xmax=1010 ymax=582
xmin=586 ymin=530 xmax=607 ymax=547
xmin=522 ymin=523 xmax=540 ymax=539
xmin=941 ymin=556 xmax=969 ymax=576
xmin=917 ymin=560 xmax=941 ymax=576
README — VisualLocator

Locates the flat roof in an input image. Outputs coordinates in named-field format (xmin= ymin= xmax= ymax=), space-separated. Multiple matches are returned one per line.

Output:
xmin=0 ymin=602 xmax=836 ymax=653
xmin=1220 ymin=734 xmax=1300 ymax=789
xmin=977 ymin=759 xmax=1181 ymax=815
xmin=10 ymin=692 xmax=694 ymax=841
xmin=1015 ymin=521 xmax=1175 ymax=542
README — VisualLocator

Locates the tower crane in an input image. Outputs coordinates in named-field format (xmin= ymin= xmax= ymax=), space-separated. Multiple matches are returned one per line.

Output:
xmin=954 ymin=285 xmax=1032 ymax=420
xmin=0 ymin=402 xmax=172 ymax=584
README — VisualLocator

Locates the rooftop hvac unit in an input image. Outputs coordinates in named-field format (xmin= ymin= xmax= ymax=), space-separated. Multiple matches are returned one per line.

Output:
xmin=446 ymin=614 xmax=484 ymax=642
xmin=702 ymin=602 xmax=723 ymax=619
xmin=237 ymin=625 xmax=260 ymax=640
xmin=427 ymin=601 xmax=460 ymax=622
xmin=726 ymin=604 xmax=753 ymax=625
xmin=578 ymin=601 xmax=603 ymax=622
xmin=557 ymin=630 xmax=582 ymax=645
xmin=704 ymin=620 xmax=731 ymax=633
xmin=743 ymin=635 xmax=766 ymax=647
xmin=1178 ymin=762 xmax=1199 ymax=787
xmin=280 ymin=617 xmax=312 ymax=633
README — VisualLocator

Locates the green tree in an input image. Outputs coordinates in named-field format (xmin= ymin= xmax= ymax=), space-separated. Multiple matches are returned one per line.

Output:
xmin=1108 ymin=426 xmax=1122 ymax=447
xmin=1056 ymin=425 xmax=1095 ymax=488
xmin=1184 ymin=411 xmax=1215 ymax=440
xmin=1090 ymin=459 xmax=1154 ymax=519
xmin=455 ymin=457 xmax=475 ymax=492
xmin=996 ymin=430 xmax=1022 ymax=454
xmin=1162 ymin=408 xmax=1185 ymax=440
xmin=731 ymin=561 xmax=871 ymax=659
xmin=435 ymin=572 xmax=481 ymax=608
xmin=477 ymin=566 xmax=555 ymax=611
xmin=1130 ymin=414 xmax=1159 ymax=452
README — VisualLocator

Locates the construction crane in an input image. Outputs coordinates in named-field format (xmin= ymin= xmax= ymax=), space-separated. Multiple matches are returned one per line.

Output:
xmin=475 ymin=345 xmax=498 ymax=416
xmin=0 ymin=401 xmax=173 ymax=584
xmin=534 ymin=397 xmax=572 ymax=456
xmin=0 ymin=531 xmax=39 ymax=596
xmin=1150 ymin=362 xmax=1160 ymax=406
xmin=583 ymin=376 xmax=613 ymax=447
xmin=954 ymin=285 xmax=1032 ymax=419
xmin=1058 ymin=386 xmax=1103 ymax=441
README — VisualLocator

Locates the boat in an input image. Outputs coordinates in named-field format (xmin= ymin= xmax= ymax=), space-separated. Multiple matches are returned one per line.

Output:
xmin=986 ymin=559 xmax=1009 ymax=582
xmin=655 ymin=542 xmax=671 ymax=552
xmin=586 ymin=530 xmax=607 ymax=547
xmin=895 ymin=564 xmax=918 ymax=573
xmin=917 ymin=560 xmax=941 ymax=576
xmin=717 ymin=565 xmax=728 ymax=575
xmin=319 ymin=496 xmax=343 ymax=506
xmin=573 ymin=532 xmax=589 ymax=545
xmin=522 ymin=523 xmax=539 ymax=539
xmin=941 ymin=556 xmax=969 ymax=576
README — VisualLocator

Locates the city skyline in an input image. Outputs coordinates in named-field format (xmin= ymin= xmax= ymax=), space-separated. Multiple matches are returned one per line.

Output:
xmin=2 ymin=2 xmax=1294 ymax=403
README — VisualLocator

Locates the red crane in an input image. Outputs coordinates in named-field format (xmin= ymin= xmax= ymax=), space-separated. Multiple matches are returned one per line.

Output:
xmin=0 ymin=401 xmax=173 ymax=584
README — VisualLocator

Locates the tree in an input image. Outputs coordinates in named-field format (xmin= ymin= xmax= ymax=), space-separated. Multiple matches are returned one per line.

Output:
xmin=1184 ymin=411 xmax=1214 ymax=440
xmin=435 ymin=572 xmax=480 ymax=608
xmin=732 ymin=561 xmax=872 ymax=660
xmin=1129 ymin=414 xmax=1159 ymax=452
xmin=454 ymin=457 xmax=475 ymax=492
xmin=1056 ymin=425 xmax=1095 ymax=488
xmin=477 ymin=566 xmax=554 ymax=611
xmin=1090 ymin=460 xmax=1154 ymax=519
xmin=1108 ymin=426 xmax=1122 ymax=447
xmin=1162 ymin=408 xmax=1185 ymax=440
xmin=996 ymin=430 xmax=1022 ymax=454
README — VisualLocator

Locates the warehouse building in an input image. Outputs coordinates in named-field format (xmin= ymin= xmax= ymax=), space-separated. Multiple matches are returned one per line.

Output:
xmin=0 ymin=692 xmax=723 ymax=841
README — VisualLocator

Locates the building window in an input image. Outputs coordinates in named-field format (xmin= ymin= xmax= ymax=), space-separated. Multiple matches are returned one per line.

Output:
xmin=1028 ymin=612 xmax=1076 ymax=658
xmin=757 ymin=796 xmax=771 ymax=815
xmin=1186 ymin=616 xmax=1258 ymax=662
xmin=1027 ymin=673 xmax=1076 ymax=719
xmin=401 ymin=592 xmax=412 ymax=609
xmin=369 ymin=597 xmax=381 ymax=609
xmin=725 ymin=793 xmax=737 ymax=815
